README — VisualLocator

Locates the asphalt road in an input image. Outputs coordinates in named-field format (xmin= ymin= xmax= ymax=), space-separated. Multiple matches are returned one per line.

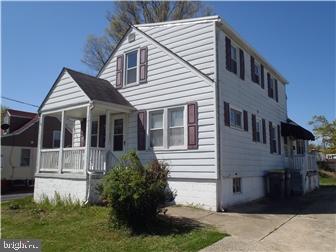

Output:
xmin=1 ymin=193 xmax=33 ymax=202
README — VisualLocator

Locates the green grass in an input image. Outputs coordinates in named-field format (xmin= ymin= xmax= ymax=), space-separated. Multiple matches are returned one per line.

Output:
xmin=320 ymin=176 xmax=336 ymax=186
xmin=1 ymin=197 xmax=225 ymax=252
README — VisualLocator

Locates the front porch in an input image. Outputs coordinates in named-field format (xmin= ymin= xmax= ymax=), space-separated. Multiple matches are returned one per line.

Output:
xmin=36 ymin=103 xmax=130 ymax=175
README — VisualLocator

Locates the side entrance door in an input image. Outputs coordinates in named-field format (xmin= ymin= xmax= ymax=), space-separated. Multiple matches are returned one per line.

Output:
xmin=110 ymin=114 xmax=127 ymax=159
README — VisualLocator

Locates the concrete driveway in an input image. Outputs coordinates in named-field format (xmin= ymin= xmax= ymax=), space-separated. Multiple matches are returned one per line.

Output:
xmin=167 ymin=186 xmax=336 ymax=252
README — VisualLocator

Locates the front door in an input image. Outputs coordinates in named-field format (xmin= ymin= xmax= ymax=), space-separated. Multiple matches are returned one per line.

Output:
xmin=110 ymin=114 xmax=127 ymax=158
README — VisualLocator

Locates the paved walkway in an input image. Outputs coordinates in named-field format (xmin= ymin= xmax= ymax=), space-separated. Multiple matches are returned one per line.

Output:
xmin=1 ymin=193 xmax=33 ymax=202
xmin=167 ymin=186 xmax=336 ymax=252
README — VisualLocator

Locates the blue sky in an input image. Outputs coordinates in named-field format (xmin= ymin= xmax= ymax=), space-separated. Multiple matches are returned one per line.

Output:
xmin=2 ymin=1 xmax=335 ymax=132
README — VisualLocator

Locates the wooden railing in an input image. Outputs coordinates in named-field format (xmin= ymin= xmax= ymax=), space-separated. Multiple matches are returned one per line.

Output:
xmin=289 ymin=154 xmax=318 ymax=171
xmin=89 ymin=148 xmax=106 ymax=173
xmin=62 ymin=147 xmax=85 ymax=173
xmin=39 ymin=147 xmax=112 ymax=173
xmin=40 ymin=149 xmax=59 ymax=172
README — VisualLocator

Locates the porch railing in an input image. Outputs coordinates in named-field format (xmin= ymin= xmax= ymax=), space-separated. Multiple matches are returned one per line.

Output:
xmin=39 ymin=147 xmax=114 ymax=174
xmin=62 ymin=147 xmax=85 ymax=173
xmin=40 ymin=149 xmax=59 ymax=172
xmin=288 ymin=154 xmax=318 ymax=171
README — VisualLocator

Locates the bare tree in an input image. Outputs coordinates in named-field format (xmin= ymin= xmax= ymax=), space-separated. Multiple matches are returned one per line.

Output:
xmin=82 ymin=1 xmax=212 ymax=72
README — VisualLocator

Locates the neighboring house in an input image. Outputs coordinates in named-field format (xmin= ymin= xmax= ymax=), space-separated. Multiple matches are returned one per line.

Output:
xmin=33 ymin=16 xmax=317 ymax=210
xmin=1 ymin=109 xmax=72 ymax=186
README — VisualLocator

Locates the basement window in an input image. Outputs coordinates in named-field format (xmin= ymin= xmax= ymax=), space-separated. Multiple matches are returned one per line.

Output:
xmin=233 ymin=177 xmax=241 ymax=193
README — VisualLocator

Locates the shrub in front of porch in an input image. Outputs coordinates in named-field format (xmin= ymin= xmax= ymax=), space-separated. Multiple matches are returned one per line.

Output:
xmin=100 ymin=151 xmax=175 ymax=230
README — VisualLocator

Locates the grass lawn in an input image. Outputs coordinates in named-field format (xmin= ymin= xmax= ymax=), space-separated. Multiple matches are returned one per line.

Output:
xmin=1 ymin=197 xmax=225 ymax=252
xmin=319 ymin=169 xmax=336 ymax=186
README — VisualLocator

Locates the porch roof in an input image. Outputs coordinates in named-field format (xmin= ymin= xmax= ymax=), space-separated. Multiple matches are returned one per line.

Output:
xmin=65 ymin=68 xmax=131 ymax=107
xmin=39 ymin=68 xmax=132 ymax=113
xmin=281 ymin=119 xmax=315 ymax=141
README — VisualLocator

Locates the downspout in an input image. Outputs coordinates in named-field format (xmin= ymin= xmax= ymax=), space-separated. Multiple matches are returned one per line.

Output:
xmin=214 ymin=21 xmax=223 ymax=211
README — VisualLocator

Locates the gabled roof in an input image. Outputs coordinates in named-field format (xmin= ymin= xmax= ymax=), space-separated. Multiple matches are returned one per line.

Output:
xmin=39 ymin=68 xmax=132 ymax=112
xmin=7 ymin=109 xmax=37 ymax=119
xmin=2 ymin=115 xmax=39 ymax=137
xmin=65 ymin=68 xmax=131 ymax=107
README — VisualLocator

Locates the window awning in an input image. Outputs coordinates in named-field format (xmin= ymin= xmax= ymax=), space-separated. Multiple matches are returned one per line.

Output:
xmin=281 ymin=119 xmax=315 ymax=141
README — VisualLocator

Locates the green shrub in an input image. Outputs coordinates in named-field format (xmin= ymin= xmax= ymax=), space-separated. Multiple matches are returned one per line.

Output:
xmin=100 ymin=151 xmax=175 ymax=230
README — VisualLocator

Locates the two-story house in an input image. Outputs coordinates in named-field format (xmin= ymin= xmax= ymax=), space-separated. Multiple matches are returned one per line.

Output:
xmin=33 ymin=16 xmax=317 ymax=210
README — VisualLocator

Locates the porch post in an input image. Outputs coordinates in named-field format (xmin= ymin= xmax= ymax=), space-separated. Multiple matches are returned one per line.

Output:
xmin=84 ymin=105 xmax=92 ymax=174
xmin=58 ymin=111 xmax=65 ymax=174
xmin=36 ymin=113 xmax=44 ymax=173
xmin=104 ymin=111 xmax=110 ymax=172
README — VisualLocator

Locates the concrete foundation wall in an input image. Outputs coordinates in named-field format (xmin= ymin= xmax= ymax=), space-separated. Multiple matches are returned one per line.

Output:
xmin=168 ymin=179 xmax=217 ymax=210
xmin=34 ymin=177 xmax=87 ymax=203
xmin=221 ymin=176 xmax=265 ymax=208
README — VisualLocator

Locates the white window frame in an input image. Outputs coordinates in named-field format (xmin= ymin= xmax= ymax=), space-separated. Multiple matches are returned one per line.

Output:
xmin=147 ymin=105 xmax=187 ymax=150
xmin=233 ymin=177 xmax=242 ymax=194
xmin=270 ymin=77 xmax=276 ymax=99
xmin=149 ymin=109 xmax=164 ymax=149
xmin=20 ymin=148 xmax=31 ymax=167
xmin=229 ymin=106 xmax=243 ymax=130
xmin=230 ymin=44 xmax=238 ymax=75
xmin=111 ymin=114 xmax=126 ymax=152
xmin=125 ymin=49 xmax=139 ymax=86
xmin=52 ymin=130 xmax=61 ymax=148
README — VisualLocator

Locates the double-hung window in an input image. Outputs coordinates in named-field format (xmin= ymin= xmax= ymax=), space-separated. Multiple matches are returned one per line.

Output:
xmin=256 ymin=119 xmax=261 ymax=142
xmin=230 ymin=108 xmax=242 ymax=129
xmin=231 ymin=46 xmax=238 ymax=74
xmin=254 ymin=62 xmax=261 ymax=84
xmin=126 ymin=50 xmax=138 ymax=85
xmin=269 ymin=77 xmax=275 ymax=98
xmin=149 ymin=110 xmax=164 ymax=147
xmin=168 ymin=107 xmax=184 ymax=147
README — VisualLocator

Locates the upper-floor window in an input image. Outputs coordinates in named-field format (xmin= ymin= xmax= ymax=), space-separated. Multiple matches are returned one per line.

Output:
xmin=254 ymin=62 xmax=261 ymax=84
xmin=126 ymin=50 xmax=138 ymax=85
xmin=230 ymin=108 xmax=242 ymax=129
xmin=269 ymin=77 xmax=275 ymax=98
xmin=231 ymin=46 xmax=238 ymax=74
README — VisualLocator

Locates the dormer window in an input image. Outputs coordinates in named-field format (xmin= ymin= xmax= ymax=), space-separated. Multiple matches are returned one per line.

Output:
xmin=126 ymin=50 xmax=138 ymax=85
xmin=231 ymin=46 xmax=238 ymax=74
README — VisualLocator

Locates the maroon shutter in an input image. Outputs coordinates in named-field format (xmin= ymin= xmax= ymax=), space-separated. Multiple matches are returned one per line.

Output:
xmin=252 ymin=114 xmax=256 ymax=142
xmin=274 ymin=79 xmax=279 ymax=102
xmin=262 ymin=119 xmax=266 ymax=144
xmin=224 ymin=102 xmax=230 ymax=127
xmin=269 ymin=121 xmax=273 ymax=153
xmin=98 ymin=115 xmax=106 ymax=148
xmin=267 ymin=73 xmax=272 ymax=98
xmin=139 ymin=47 xmax=148 ymax=83
xmin=116 ymin=55 xmax=124 ymax=89
xmin=277 ymin=125 xmax=281 ymax=155
xmin=250 ymin=56 xmax=255 ymax=82
xmin=225 ymin=37 xmax=231 ymax=71
xmin=188 ymin=102 xmax=198 ymax=149
xmin=239 ymin=48 xmax=245 ymax=80
xmin=243 ymin=110 xmax=248 ymax=131
xmin=137 ymin=111 xmax=146 ymax=150
xmin=260 ymin=65 xmax=265 ymax=89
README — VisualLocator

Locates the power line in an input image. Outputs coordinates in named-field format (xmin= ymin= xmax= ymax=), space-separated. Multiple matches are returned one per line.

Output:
xmin=1 ymin=96 xmax=39 ymax=108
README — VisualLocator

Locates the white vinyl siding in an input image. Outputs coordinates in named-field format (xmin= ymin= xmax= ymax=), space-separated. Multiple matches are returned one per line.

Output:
xmin=98 ymin=25 xmax=217 ymax=179
xmin=41 ymin=71 xmax=89 ymax=112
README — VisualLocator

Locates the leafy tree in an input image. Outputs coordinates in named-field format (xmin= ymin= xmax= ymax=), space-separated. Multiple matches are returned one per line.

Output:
xmin=309 ymin=115 xmax=336 ymax=153
xmin=82 ymin=1 xmax=212 ymax=71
